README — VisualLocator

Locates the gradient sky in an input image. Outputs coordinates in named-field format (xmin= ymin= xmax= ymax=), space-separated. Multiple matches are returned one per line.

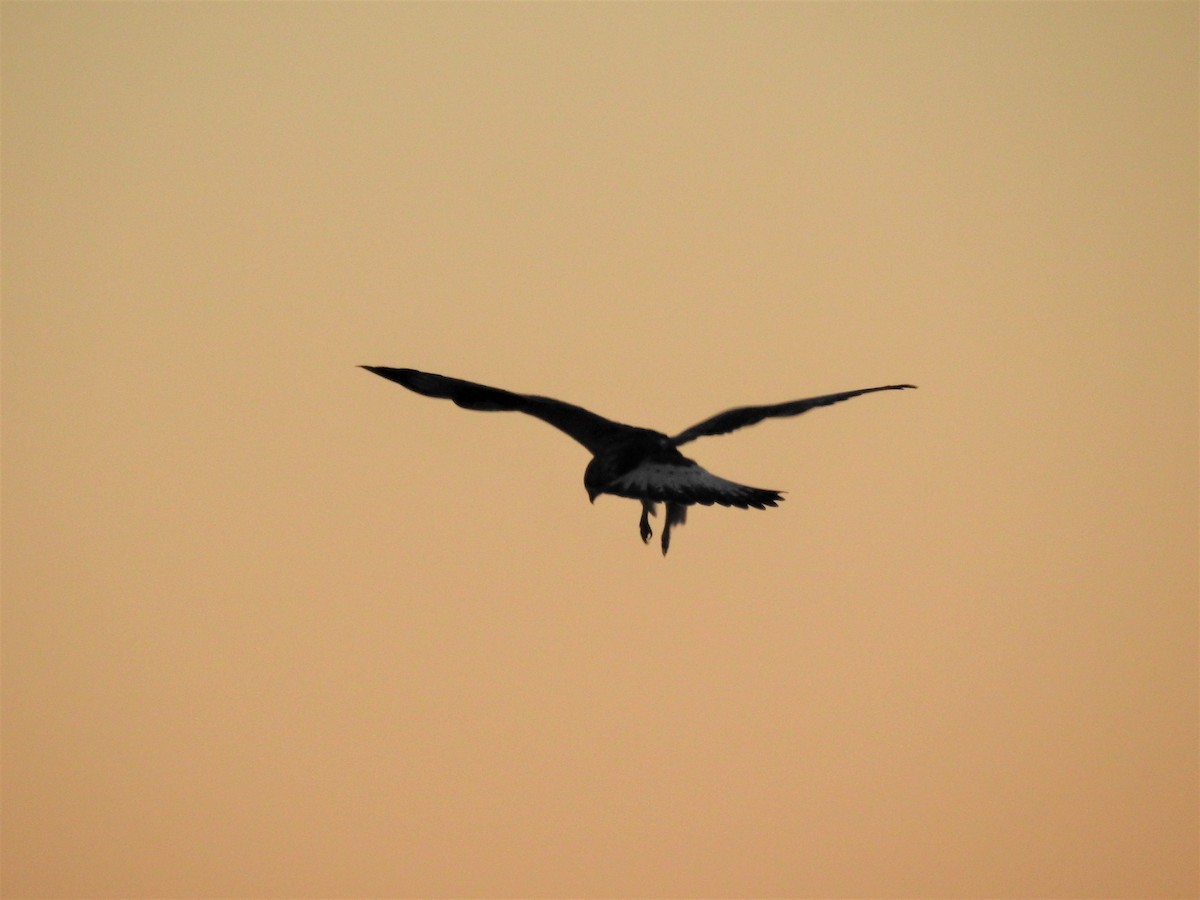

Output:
xmin=3 ymin=4 xmax=1197 ymax=898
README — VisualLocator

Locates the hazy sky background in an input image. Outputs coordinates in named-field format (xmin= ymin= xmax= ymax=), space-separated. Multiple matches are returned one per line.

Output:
xmin=3 ymin=4 xmax=1196 ymax=898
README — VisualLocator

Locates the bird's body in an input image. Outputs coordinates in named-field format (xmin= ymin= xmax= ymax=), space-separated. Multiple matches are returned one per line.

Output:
xmin=362 ymin=366 xmax=914 ymax=554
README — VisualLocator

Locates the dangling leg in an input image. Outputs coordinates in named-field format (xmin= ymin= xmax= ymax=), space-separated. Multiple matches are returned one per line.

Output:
xmin=639 ymin=500 xmax=657 ymax=544
xmin=660 ymin=502 xmax=688 ymax=555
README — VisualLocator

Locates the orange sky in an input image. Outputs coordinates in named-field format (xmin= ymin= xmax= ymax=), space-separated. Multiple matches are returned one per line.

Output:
xmin=3 ymin=4 xmax=1196 ymax=898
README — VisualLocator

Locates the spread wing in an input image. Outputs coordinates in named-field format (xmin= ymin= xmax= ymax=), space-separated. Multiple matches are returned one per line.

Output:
xmin=671 ymin=384 xmax=916 ymax=447
xmin=606 ymin=459 xmax=782 ymax=510
xmin=360 ymin=366 xmax=635 ymax=455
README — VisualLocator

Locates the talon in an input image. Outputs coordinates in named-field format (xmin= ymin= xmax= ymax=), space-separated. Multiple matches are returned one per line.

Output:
xmin=660 ymin=503 xmax=686 ymax=556
xmin=639 ymin=501 xmax=656 ymax=543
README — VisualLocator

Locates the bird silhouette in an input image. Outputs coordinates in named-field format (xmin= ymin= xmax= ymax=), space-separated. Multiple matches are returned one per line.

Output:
xmin=361 ymin=366 xmax=915 ymax=555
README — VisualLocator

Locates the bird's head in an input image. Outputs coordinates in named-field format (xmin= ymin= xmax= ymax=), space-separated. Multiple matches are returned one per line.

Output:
xmin=583 ymin=456 xmax=615 ymax=504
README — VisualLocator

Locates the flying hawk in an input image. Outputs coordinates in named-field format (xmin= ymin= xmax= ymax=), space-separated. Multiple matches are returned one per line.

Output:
xmin=362 ymin=366 xmax=915 ymax=555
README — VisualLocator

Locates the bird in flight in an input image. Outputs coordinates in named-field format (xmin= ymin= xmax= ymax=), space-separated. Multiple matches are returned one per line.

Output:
xmin=362 ymin=366 xmax=915 ymax=555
